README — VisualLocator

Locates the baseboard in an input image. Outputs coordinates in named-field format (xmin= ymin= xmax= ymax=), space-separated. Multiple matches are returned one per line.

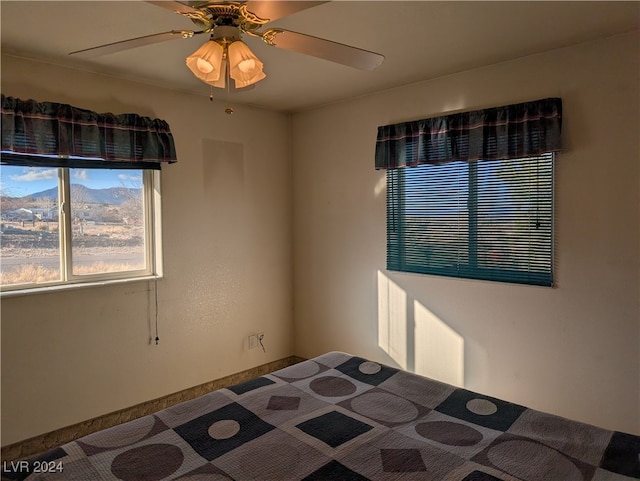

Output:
xmin=1 ymin=355 xmax=305 ymax=463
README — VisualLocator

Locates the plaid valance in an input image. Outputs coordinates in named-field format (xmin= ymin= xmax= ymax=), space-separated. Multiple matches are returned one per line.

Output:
xmin=375 ymin=97 xmax=562 ymax=170
xmin=1 ymin=95 xmax=177 ymax=169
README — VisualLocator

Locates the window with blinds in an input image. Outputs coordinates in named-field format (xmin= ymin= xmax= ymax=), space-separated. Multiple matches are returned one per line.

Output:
xmin=387 ymin=153 xmax=554 ymax=286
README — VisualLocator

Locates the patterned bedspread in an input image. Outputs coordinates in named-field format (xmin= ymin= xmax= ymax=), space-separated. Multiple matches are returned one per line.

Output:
xmin=3 ymin=351 xmax=639 ymax=480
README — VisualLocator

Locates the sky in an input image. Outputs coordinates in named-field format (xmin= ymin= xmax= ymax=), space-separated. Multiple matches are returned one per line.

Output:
xmin=0 ymin=165 xmax=142 ymax=198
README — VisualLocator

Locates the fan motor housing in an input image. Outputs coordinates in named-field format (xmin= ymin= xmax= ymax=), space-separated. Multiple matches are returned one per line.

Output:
xmin=188 ymin=2 xmax=268 ymax=34
xmin=212 ymin=25 xmax=241 ymax=42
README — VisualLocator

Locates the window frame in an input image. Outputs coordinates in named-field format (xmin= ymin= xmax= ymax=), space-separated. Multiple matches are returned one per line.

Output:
xmin=386 ymin=153 xmax=555 ymax=287
xmin=0 ymin=165 xmax=163 ymax=295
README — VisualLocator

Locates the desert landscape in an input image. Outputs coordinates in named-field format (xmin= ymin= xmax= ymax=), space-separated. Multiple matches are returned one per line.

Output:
xmin=1 ymin=191 xmax=145 ymax=286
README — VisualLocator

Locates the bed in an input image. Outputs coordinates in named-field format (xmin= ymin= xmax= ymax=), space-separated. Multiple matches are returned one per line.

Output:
xmin=2 ymin=351 xmax=638 ymax=480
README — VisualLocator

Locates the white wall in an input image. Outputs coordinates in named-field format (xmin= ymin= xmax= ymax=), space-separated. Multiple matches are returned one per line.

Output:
xmin=292 ymin=31 xmax=640 ymax=435
xmin=1 ymin=55 xmax=293 ymax=445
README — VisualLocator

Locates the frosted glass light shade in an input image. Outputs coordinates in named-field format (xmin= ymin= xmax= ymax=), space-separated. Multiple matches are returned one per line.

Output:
xmin=228 ymin=41 xmax=266 ymax=87
xmin=186 ymin=41 xmax=224 ymax=83
xmin=210 ymin=59 xmax=227 ymax=88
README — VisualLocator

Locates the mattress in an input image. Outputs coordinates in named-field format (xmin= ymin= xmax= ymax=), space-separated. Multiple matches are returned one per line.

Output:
xmin=2 ymin=351 xmax=639 ymax=480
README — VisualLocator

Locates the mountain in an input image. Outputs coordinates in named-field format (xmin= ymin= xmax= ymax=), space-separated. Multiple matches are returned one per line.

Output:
xmin=26 ymin=184 xmax=141 ymax=205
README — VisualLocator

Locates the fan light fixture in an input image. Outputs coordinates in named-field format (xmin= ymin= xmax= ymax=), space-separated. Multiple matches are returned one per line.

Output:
xmin=70 ymin=2 xmax=385 ymax=96
xmin=186 ymin=36 xmax=265 ymax=89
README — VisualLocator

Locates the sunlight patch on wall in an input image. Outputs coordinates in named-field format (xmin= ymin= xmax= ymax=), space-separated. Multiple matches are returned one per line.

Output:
xmin=414 ymin=301 xmax=464 ymax=387
xmin=374 ymin=174 xmax=386 ymax=198
xmin=377 ymin=270 xmax=407 ymax=369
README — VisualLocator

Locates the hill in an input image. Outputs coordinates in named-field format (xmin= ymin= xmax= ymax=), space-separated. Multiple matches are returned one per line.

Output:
xmin=26 ymin=185 xmax=141 ymax=205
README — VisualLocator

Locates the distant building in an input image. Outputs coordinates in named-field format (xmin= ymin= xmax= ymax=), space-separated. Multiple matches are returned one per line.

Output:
xmin=1 ymin=207 xmax=58 ymax=222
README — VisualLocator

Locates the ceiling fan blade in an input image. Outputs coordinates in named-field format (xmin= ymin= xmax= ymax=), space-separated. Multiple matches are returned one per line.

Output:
xmin=262 ymin=29 xmax=384 ymax=71
xmin=145 ymin=1 xmax=202 ymax=16
xmin=244 ymin=1 xmax=328 ymax=22
xmin=69 ymin=30 xmax=203 ymax=58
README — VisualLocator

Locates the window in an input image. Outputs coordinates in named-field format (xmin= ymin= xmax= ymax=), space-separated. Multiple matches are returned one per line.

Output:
xmin=387 ymin=153 xmax=554 ymax=286
xmin=0 ymin=164 xmax=161 ymax=290
xmin=0 ymin=95 xmax=177 ymax=292
xmin=375 ymin=97 xmax=562 ymax=286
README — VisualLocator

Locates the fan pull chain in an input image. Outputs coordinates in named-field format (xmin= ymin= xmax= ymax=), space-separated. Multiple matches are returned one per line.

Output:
xmin=225 ymin=55 xmax=234 ymax=115
xmin=150 ymin=185 xmax=160 ymax=346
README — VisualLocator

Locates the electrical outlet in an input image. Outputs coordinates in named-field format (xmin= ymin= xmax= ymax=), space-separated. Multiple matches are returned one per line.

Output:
xmin=248 ymin=334 xmax=257 ymax=350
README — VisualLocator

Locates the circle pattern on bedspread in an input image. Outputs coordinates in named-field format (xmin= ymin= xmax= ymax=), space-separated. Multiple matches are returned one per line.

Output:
xmin=208 ymin=420 xmax=241 ymax=440
xmin=466 ymin=398 xmax=498 ymax=416
xmin=81 ymin=415 xmax=156 ymax=448
xmin=435 ymin=389 xmax=527 ymax=432
xmin=415 ymin=421 xmax=483 ymax=446
xmin=111 ymin=444 xmax=184 ymax=481
xmin=486 ymin=439 xmax=584 ymax=481
xmin=310 ymin=376 xmax=357 ymax=397
xmin=350 ymin=392 xmax=418 ymax=423
xmin=358 ymin=361 xmax=382 ymax=375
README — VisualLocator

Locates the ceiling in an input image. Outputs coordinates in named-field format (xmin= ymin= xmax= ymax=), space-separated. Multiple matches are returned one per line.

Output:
xmin=1 ymin=1 xmax=638 ymax=113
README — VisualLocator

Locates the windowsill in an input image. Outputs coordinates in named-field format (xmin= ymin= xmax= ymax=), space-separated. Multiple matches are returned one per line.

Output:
xmin=0 ymin=275 xmax=162 ymax=298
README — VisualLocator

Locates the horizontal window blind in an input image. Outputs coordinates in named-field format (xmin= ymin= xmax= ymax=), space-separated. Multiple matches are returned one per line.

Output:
xmin=387 ymin=153 xmax=554 ymax=286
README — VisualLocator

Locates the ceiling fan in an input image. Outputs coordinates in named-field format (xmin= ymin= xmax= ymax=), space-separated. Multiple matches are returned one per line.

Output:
xmin=69 ymin=1 xmax=385 ymax=91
